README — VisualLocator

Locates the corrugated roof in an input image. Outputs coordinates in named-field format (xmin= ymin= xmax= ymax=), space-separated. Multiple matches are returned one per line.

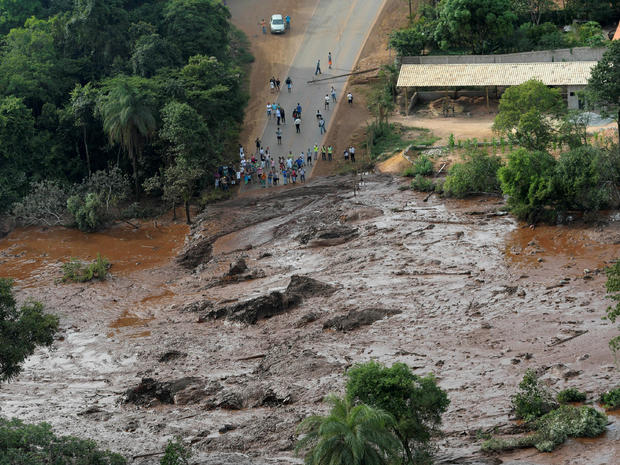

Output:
xmin=397 ymin=62 xmax=597 ymax=87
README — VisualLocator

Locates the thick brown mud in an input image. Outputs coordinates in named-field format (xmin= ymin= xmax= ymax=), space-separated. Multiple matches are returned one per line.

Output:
xmin=1 ymin=175 xmax=619 ymax=465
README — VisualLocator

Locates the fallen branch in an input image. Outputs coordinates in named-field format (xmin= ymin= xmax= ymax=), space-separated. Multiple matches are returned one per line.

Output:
xmin=549 ymin=330 xmax=588 ymax=347
xmin=132 ymin=451 xmax=164 ymax=459
xmin=123 ymin=219 xmax=140 ymax=229
xmin=236 ymin=353 xmax=266 ymax=361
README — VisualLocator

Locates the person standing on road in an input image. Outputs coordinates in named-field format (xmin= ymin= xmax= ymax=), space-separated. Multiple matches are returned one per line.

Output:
xmin=276 ymin=77 xmax=281 ymax=91
xmin=313 ymin=144 xmax=319 ymax=160
xmin=331 ymin=86 xmax=337 ymax=102
xmin=318 ymin=116 xmax=326 ymax=134
xmin=276 ymin=127 xmax=282 ymax=144
xmin=321 ymin=145 xmax=326 ymax=160
xmin=286 ymin=76 xmax=292 ymax=93
xmin=261 ymin=19 xmax=266 ymax=34
xmin=347 ymin=92 xmax=353 ymax=104
xmin=285 ymin=15 xmax=291 ymax=30
xmin=328 ymin=145 xmax=333 ymax=161
xmin=328 ymin=52 xmax=332 ymax=69
xmin=350 ymin=146 xmax=356 ymax=162
xmin=300 ymin=167 xmax=306 ymax=183
xmin=276 ymin=107 xmax=281 ymax=125
xmin=307 ymin=150 xmax=312 ymax=166
xmin=344 ymin=148 xmax=349 ymax=162
xmin=280 ymin=106 xmax=286 ymax=124
xmin=295 ymin=117 xmax=301 ymax=133
xmin=266 ymin=102 xmax=271 ymax=118
xmin=315 ymin=59 xmax=322 ymax=75
xmin=255 ymin=137 xmax=261 ymax=152
xmin=296 ymin=103 xmax=302 ymax=117
xmin=324 ymin=95 xmax=330 ymax=110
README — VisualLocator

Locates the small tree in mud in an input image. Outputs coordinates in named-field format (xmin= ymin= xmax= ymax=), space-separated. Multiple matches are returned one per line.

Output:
xmin=345 ymin=361 xmax=449 ymax=465
xmin=604 ymin=260 xmax=620 ymax=357
xmin=0 ymin=278 xmax=58 ymax=382
xmin=160 ymin=437 xmax=191 ymax=465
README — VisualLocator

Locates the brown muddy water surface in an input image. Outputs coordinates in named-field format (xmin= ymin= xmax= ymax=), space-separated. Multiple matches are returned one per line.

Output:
xmin=0 ymin=221 xmax=188 ymax=286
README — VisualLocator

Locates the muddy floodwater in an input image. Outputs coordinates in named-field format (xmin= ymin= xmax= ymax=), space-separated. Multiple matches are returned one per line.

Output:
xmin=0 ymin=175 xmax=619 ymax=465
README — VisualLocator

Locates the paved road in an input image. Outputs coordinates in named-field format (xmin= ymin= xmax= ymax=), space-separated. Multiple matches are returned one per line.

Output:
xmin=253 ymin=0 xmax=385 ymax=174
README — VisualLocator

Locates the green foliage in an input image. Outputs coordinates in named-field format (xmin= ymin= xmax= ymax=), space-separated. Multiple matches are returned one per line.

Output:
xmin=389 ymin=17 xmax=436 ymax=56
xmin=558 ymin=111 xmax=590 ymax=150
xmin=403 ymin=155 xmax=434 ymax=177
xmin=345 ymin=361 xmax=449 ymax=464
xmin=61 ymin=254 xmax=110 ymax=283
xmin=599 ymin=387 xmax=620 ymax=409
xmin=494 ymin=80 xmax=565 ymax=151
xmin=0 ymin=417 xmax=126 ymax=464
xmin=296 ymin=394 xmax=400 ymax=465
xmin=160 ymin=437 xmax=191 ymax=465
xmin=198 ymin=189 xmax=232 ymax=208
xmin=443 ymin=150 xmax=503 ymax=198
xmin=0 ymin=278 xmax=58 ymax=382
xmin=605 ymin=261 xmax=620 ymax=356
xmin=67 ymin=192 xmax=105 ymax=232
xmin=557 ymin=388 xmax=587 ymax=404
xmin=435 ymin=0 xmax=517 ymax=53
xmin=410 ymin=175 xmax=436 ymax=192
xmin=498 ymin=148 xmax=557 ymax=222
xmin=587 ymin=40 xmax=620 ymax=138
xmin=482 ymin=405 xmax=607 ymax=452
xmin=511 ymin=369 xmax=558 ymax=421
xmin=80 ymin=166 xmax=131 ymax=215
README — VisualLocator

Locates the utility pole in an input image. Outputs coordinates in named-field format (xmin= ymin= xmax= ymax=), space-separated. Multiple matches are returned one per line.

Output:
xmin=408 ymin=0 xmax=413 ymax=24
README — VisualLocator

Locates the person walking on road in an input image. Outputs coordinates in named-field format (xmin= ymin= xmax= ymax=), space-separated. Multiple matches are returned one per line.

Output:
xmin=347 ymin=92 xmax=353 ymax=105
xmin=324 ymin=95 xmax=330 ymax=110
xmin=285 ymin=76 xmax=292 ymax=93
xmin=331 ymin=86 xmax=337 ymax=102
xmin=328 ymin=52 xmax=332 ymax=69
xmin=315 ymin=60 xmax=322 ymax=75
xmin=296 ymin=103 xmax=302 ymax=117
xmin=295 ymin=117 xmax=301 ymax=133
xmin=318 ymin=116 xmax=326 ymax=134
xmin=276 ymin=127 xmax=282 ymax=144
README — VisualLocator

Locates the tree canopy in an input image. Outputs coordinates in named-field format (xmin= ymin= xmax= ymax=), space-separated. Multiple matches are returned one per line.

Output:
xmin=0 ymin=278 xmax=59 ymax=382
xmin=587 ymin=40 xmax=620 ymax=137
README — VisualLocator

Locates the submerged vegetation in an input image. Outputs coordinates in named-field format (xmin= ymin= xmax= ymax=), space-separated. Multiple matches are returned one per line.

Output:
xmin=61 ymin=254 xmax=110 ymax=283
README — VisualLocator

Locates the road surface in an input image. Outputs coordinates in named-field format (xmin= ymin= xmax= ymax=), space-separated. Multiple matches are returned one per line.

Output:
xmin=235 ymin=0 xmax=385 ymax=177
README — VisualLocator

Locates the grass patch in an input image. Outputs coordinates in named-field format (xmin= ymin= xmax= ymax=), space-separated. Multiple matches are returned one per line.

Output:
xmin=403 ymin=154 xmax=433 ymax=177
xmin=599 ymin=387 xmax=620 ymax=409
xmin=557 ymin=388 xmax=587 ymax=404
xmin=366 ymin=123 xmax=438 ymax=160
xmin=410 ymin=175 xmax=435 ymax=192
xmin=62 ymin=254 xmax=110 ymax=283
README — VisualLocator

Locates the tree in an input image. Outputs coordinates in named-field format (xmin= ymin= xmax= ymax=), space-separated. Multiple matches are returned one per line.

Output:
xmin=494 ymin=80 xmax=565 ymax=151
xmin=160 ymin=437 xmax=191 ymax=465
xmin=435 ymin=0 xmax=517 ymax=53
xmin=346 ymin=361 xmax=449 ymax=465
xmin=443 ymin=149 xmax=503 ymax=198
xmin=98 ymin=76 xmax=157 ymax=195
xmin=0 ymin=278 xmax=58 ymax=382
xmin=0 ymin=417 xmax=126 ymax=464
xmin=604 ymin=260 xmax=620 ymax=356
xmin=11 ymin=180 xmax=71 ymax=226
xmin=69 ymin=83 xmax=98 ymax=175
xmin=587 ymin=40 xmax=620 ymax=138
xmin=498 ymin=148 xmax=557 ymax=221
xmin=296 ymin=395 xmax=400 ymax=465
xmin=159 ymin=101 xmax=212 ymax=166
xmin=511 ymin=0 xmax=554 ymax=25
xmin=0 ymin=0 xmax=45 ymax=35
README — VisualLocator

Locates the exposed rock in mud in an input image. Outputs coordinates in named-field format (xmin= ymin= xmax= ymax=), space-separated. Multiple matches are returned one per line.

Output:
xmin=340 ymin=206 xmax=383 ymax=222
xmin=323 ymin=308 xmax=402 ymax=331
xmin=123 ymin=377 xmax=205 ymax=406
xmin=199 ymin=275 xmax=335 ymax=324
xmin=298 ymin=224 xmax=359 ymax=247
xmin=176 ymin=300 xmax=214 ymax=314
xmin=257 ymin=343 xmax=341 ymax=378
xmin=296 ymin=311 xmax=322 ymax=327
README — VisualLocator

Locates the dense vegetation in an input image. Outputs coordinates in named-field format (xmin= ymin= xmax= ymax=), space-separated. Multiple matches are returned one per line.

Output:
xmin=0 ymin=278 xmax=58 ymax=382
xmin=389 ymin=0 xmax=619 ymax=56
xmin=605 ymin=260 xmax=620 ymax=356
xmin=296 ymin=362 xmax=449 ymax=465
xmin=0 ymin=0 xmax=251 ymax=225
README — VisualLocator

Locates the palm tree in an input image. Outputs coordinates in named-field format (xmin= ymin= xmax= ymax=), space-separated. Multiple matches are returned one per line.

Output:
xmin=296 ymin=395 xmax=400 ymax=465
xmin=99 ymin=77 xmax=156 ymax=195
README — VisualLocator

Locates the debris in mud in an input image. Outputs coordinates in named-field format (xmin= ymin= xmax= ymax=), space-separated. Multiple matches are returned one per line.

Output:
xmin=178 ymin=240 xmax=213 ymax=269
xmin=296 ymin=311 xmax=322 ymax=327
xmin=227 ymin=258 xmax=248 ymax=275
xmin=199 ymin=275 xmax=335 ymax=324
xmin=298 ymin=224 xmax=358 ymax=247
xmin=340 ymin=207 xmax=383 ymax=223
xmin=123 ymin=377 xmax=205 ymax=406
xmin=158 ymin=350 xmax=187 ymax=363
xmin=323 ymin=308 xmax=402 ymax=331
xmin=257 ymin=343 xmax=341 ymax=378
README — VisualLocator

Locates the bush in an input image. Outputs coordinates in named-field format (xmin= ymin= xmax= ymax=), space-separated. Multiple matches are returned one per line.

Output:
xmin=411 ymin=175 xmax=435 ymax=192
xmin=403 ymin=155 xmax=434 ymax=177
xmin=482 ymin=405 xmax=607 ymax=453
xmin=61 ymin=254 xmax=110 ymax=283
xmin=443 ymin=150 xmax=502 ymax=198
xmin=160 ymin=437 xmax=191 ymax=465
xmin=80 ymin=167 xmax=131 ymax=215
xmin=599 ymin=387 xmax=620 ymax=410
xmin=557 ymin=388 xmax=587 ymax=404
xmin=605 ymin=261 xmax=620 ymax=355
xmin=0 ymin=417 xmax=126 ymax=464
xmin=11 ymin=180 xmax=71 ymax=226
xmin=67 ymin=192 xmax=105 ymax=232
xmin=198 ymin=189 xmax=232 ymax=209
xmin=511 ymin=369 xmax=558 ymax=422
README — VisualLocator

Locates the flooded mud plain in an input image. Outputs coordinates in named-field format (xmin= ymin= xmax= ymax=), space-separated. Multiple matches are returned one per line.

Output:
xmin=0 ymin=175 xmax=619 ymax=465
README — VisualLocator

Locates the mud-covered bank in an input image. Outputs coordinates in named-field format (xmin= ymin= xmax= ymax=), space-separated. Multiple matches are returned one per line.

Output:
xmin=1 ymin=174 xmax=619 ymax=465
